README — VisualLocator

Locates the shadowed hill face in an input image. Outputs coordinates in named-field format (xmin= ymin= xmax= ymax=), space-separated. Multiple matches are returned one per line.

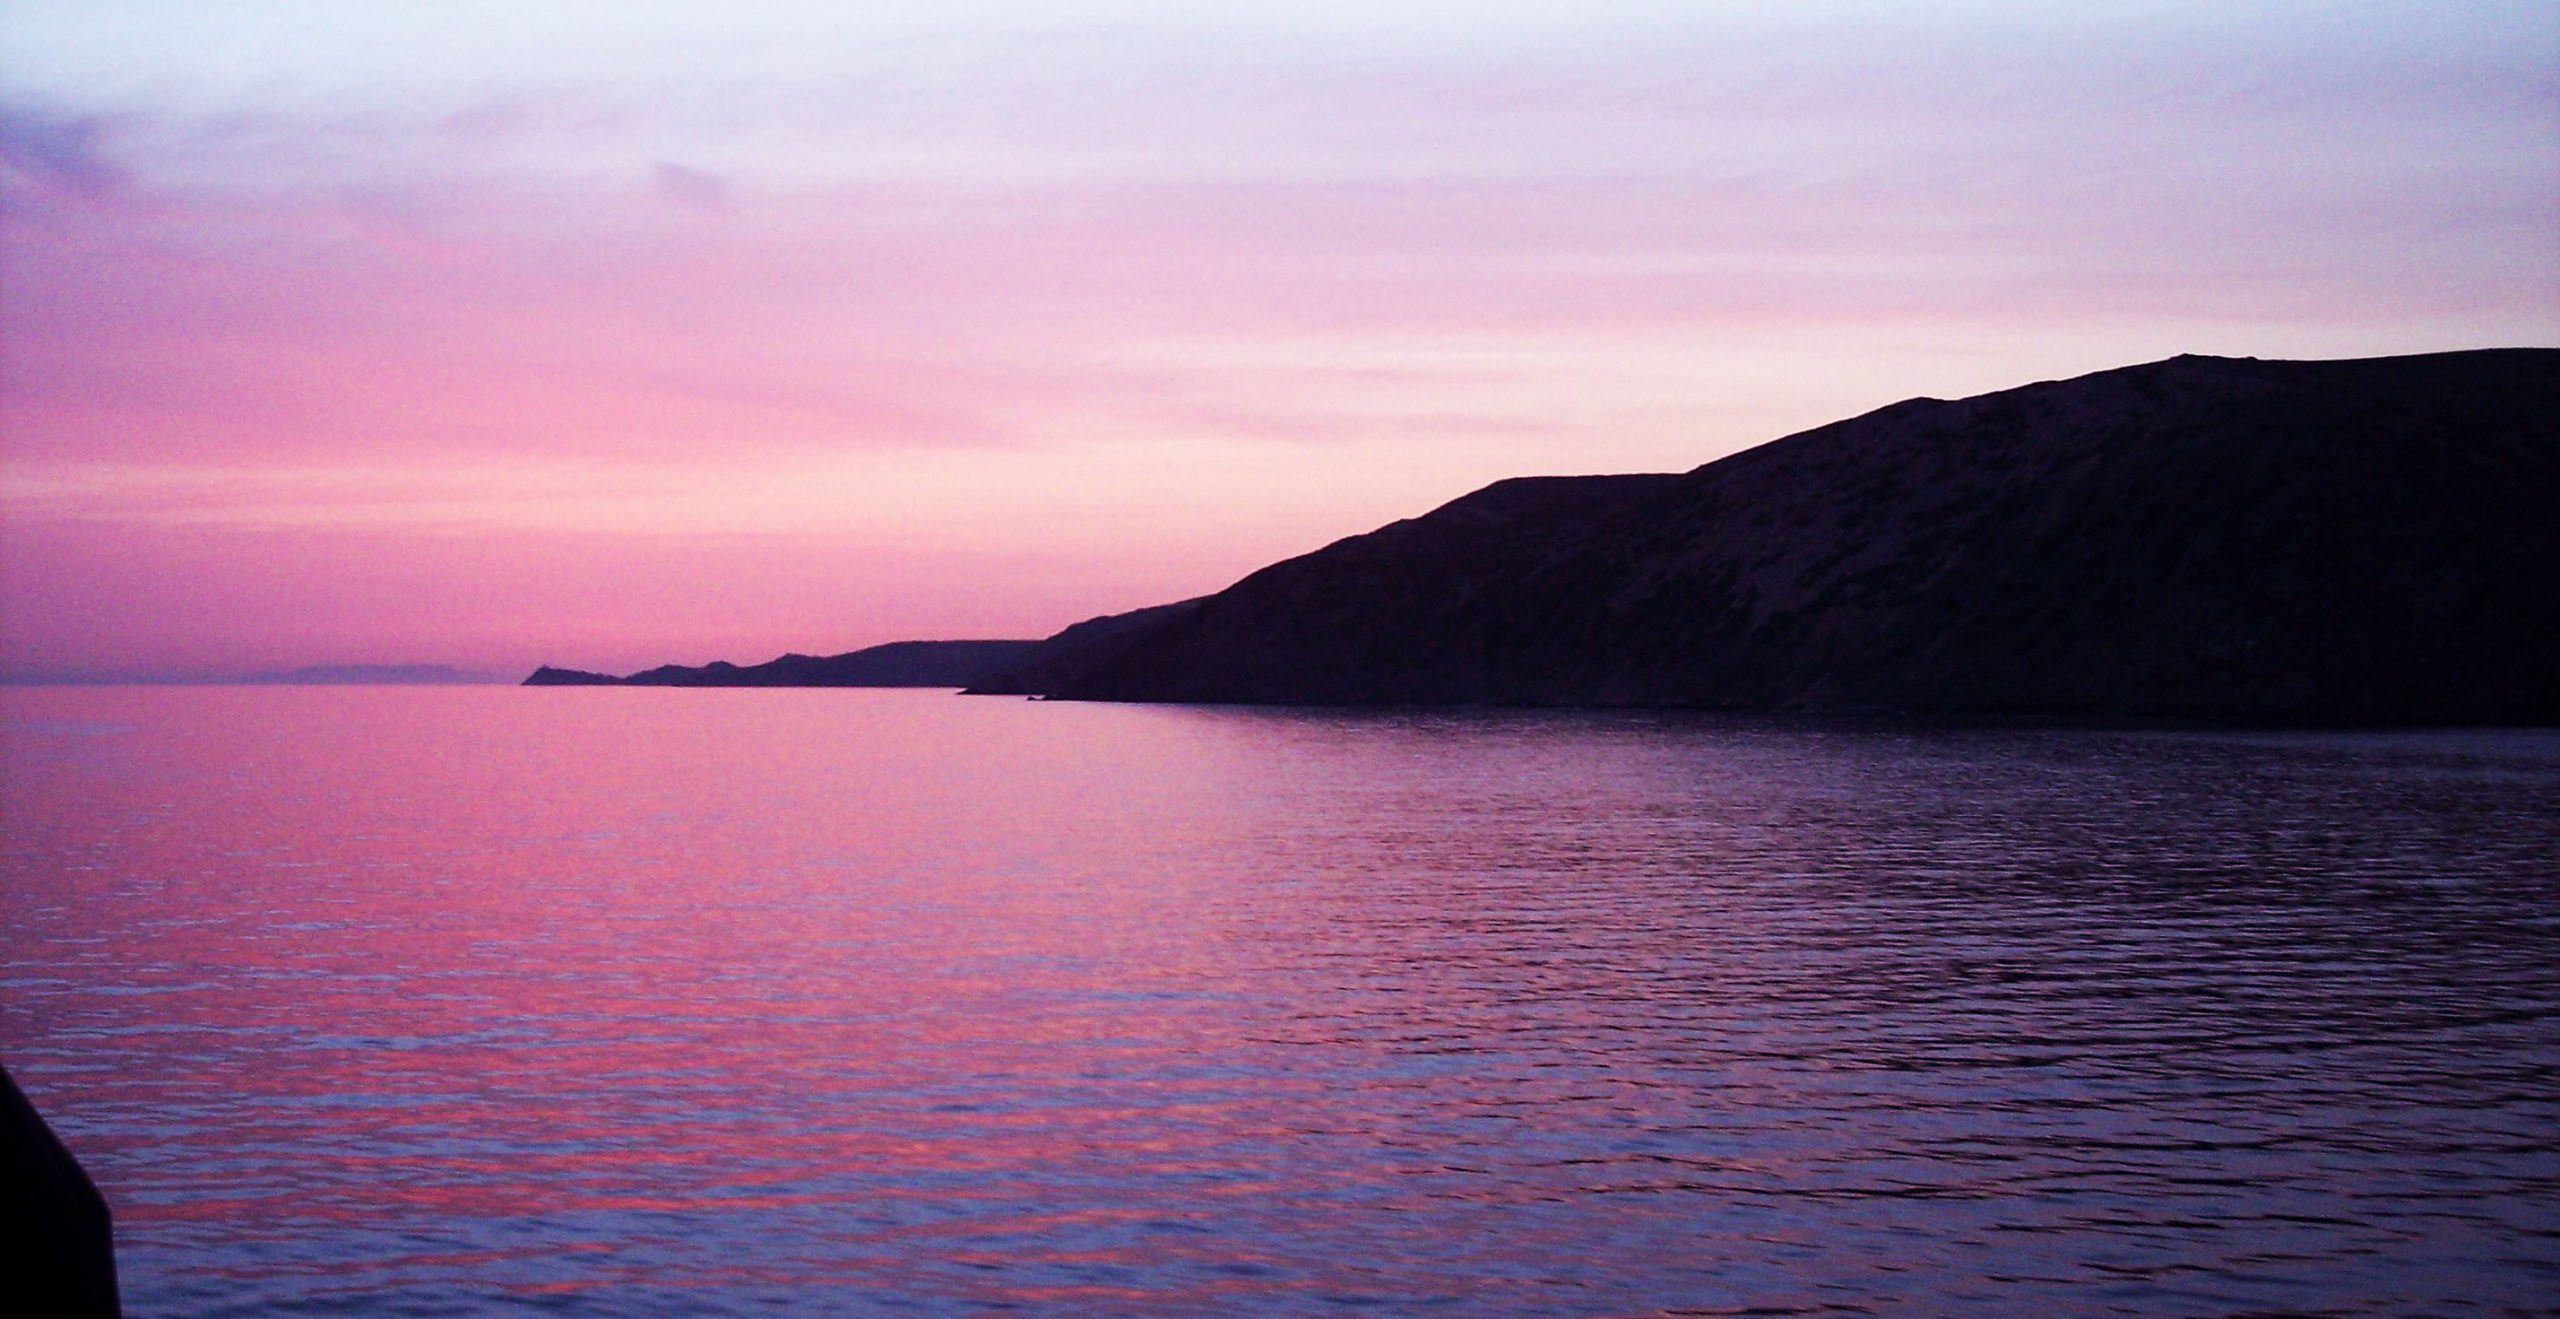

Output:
xmin=1017 ymin=349 xmax=2560 ymax=722
xmin=960 ymin=599 xmax=1209 ymax=696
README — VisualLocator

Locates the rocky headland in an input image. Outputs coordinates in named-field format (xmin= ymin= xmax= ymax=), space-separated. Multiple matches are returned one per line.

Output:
xmin=976 ymin=350 xmax=2558 ymax=723
xmin=525 ymin=639 xmax=1041 ymax=688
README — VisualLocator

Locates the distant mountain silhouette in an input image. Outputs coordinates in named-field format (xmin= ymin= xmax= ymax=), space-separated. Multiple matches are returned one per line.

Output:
xmin=987 ymin=350 xmax=2559 ymax=723
xmin=248 ymin=664 xmax=492 ymax=685
xmin=523 ymin=639 xmax=1041 ymax=688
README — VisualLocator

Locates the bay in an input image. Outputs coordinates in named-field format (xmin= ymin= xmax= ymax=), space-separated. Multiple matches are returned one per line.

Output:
xmin=4 ymin=687 xmax=2555 ymax=1314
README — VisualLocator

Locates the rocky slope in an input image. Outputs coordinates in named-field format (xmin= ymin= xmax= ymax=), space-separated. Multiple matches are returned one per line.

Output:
xmin=996 ymin=350 xmax=2559 ymax=723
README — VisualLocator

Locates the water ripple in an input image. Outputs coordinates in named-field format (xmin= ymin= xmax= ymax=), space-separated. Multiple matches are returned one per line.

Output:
xmin=3 ymin=690 xmax=2556 ymax=1313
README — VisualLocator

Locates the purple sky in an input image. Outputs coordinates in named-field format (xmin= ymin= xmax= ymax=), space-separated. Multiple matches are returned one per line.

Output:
xmin=3 ymin=2 xmax=2555 ymax=680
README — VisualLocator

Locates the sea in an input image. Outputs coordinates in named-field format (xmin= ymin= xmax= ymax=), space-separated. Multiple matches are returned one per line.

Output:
xmin=4 ymin=685 xmax=2556 ymax=1315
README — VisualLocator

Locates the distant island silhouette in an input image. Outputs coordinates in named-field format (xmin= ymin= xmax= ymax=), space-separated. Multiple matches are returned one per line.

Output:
xmin=249 ymin=663 xmax=494 ymax=685
xmin=538 ymin=350 xmax=2558 ymax=723
xmin=525 ymin=639 xmax=1043 ymax=688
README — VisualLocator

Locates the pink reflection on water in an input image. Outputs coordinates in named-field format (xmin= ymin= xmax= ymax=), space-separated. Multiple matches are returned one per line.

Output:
xmin=5 ymin=687 xmax=2558 ymax=1312
xmin=5 ymin=687 xmax=1400 ymax=1304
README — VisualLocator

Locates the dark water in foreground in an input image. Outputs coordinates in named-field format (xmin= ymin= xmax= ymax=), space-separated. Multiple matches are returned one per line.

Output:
xmin=3 ymin=687 xmax=2556 ymax=1315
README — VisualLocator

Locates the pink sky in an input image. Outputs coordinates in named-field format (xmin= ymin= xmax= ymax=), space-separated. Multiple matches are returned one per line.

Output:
xmin=4 ymin=2 xmax=2556 ymax=680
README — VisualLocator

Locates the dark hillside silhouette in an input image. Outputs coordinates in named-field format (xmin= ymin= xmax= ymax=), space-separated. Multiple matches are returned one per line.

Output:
xmin=988 ymin=350 xmax=2559 ymax=723
xmin=524 ymin=639 xmax=1040 ymax=688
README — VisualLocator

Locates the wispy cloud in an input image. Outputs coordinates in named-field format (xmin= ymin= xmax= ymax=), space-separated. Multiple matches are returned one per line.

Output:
xmin=0 ymin=100 xmax=130 ymax=201
xmin=651 ymin=160 xmax=729 ymax=212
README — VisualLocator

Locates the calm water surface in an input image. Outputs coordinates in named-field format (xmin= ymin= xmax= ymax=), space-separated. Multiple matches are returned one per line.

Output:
xmin=3 ymin=687 xmax=2556 ymax=1315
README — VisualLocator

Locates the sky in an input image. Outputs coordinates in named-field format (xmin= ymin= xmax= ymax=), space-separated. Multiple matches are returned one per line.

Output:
xmin=3 ymin=1 xmax=2554 ymax=681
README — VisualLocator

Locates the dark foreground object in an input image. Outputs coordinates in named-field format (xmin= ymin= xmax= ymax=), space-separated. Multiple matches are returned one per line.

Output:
xmin=982 ymin=349 xmax=2560 ymax=723
xmin=527 ymin=639 xmax=1041 ymax=688
xmin=1 ymin=1062 xmax=120 ymax=1316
